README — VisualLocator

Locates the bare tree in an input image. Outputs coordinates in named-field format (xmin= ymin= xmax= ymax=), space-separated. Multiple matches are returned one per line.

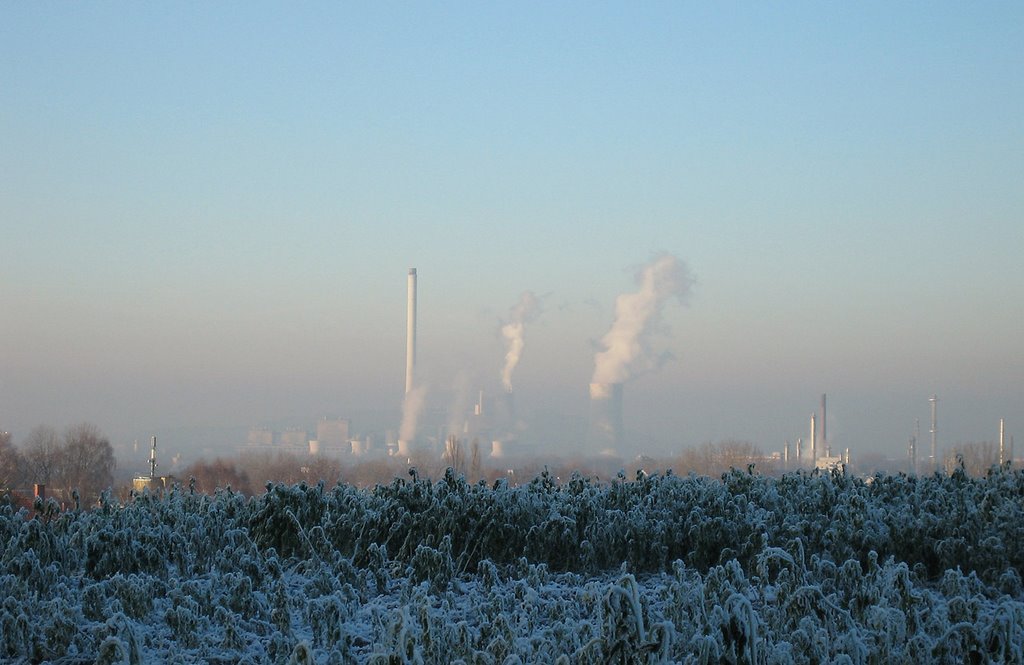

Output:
xmin=298 ymin=456 xmax=343 ymax=487
xmin=241 ymin=451 xmax=306 ymax=489
xmin=348 ymin=457 xmax=405 ymax=488
xmin=185 ymin=458 xmax=252 ymax=495
xmin=61 ymin=423 xmax=116 ymax=505
xmin=0 ymin=430 xmax=21 ymax=489
xmin=21 ymin=425 xmax=62 ymax=486
xmin=469 ymin=437 xmax=481 ymax=481
xmin=944 ymin=441 xmax=1000 ymax=477
xmin=671 ymin=440 xmax=772 ymax=477
xmin=444 ymin=434 xmax=465 ymax=476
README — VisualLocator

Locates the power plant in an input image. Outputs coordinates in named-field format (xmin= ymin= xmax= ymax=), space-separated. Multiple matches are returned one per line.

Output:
xmin=221 ymin=263 xmax=1014 ymax=477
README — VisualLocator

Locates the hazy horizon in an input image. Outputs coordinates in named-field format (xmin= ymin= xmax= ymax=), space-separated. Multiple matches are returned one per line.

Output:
xmin=2 ymin=4 xmax=1021 ymax=470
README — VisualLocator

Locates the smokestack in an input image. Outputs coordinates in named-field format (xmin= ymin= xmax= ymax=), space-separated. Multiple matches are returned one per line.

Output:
xmin=820 ymin=394 xmax=828 ymax=457
xmin=810 ymin=413 xmax=816 ymax=463
xmin=1000 ymin=418 xmax=1006 ymax=465
xmin=406 ymin=268 xmax=417 ymax=395
xmin=796 ymin=437 xmax=803 ymax=464
xmin=589 ymin=382 xmax=624 ymax=454
xmin=149 ymin=436 xmax=157 ymax=478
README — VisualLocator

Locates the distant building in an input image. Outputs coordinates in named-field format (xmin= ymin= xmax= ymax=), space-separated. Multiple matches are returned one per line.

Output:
xmin=132 ymin=475 xmax=177 ymax=494
xmin=279 ymin=428 xmax=309 ymax=448
xmin=815 ymin=455 xmax=843 ymax=471
xmin=247 ymin=427 xmax=276 ymax=447
xmin=316 ymin=417 xmax=351 ymax=453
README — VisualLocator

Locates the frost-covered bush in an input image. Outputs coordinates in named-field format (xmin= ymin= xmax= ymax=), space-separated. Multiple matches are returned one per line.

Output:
xmin=2 ymin=468 xmax=1024 ymax=661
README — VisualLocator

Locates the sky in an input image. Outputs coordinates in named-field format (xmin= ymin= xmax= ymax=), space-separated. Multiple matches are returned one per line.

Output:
xmin=2 ymin=3 xmax=1022 ymax=466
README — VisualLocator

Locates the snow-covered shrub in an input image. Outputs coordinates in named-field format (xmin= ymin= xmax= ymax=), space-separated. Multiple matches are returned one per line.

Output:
xmin=3 ymin=467 xmax=1024 ymax=661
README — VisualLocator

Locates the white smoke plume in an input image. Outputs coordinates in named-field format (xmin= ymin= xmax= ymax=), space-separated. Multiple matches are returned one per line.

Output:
xmin=500 ymin=291 xmax=542 ymax=392
xmin=399 ymin=384 xmax=428 ymax=443
xmin=592 ymin=253 xmax=693 ymax=385
xmin=446 ymin=371 xmax=472 ymax=437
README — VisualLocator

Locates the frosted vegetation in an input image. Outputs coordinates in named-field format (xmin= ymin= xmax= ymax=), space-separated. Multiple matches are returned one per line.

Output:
xmin=3 ymin=466 xmax=1024 ymax=663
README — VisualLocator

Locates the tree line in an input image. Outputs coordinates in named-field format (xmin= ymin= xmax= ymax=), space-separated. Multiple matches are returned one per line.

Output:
xmin=0 ymin=423 xmax=115 ymax=506
xmin=1 ymin=421 xmax=1010 ymax=506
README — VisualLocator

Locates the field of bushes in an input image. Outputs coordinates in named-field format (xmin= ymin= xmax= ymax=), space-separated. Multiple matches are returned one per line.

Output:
xmin=2 ymin=465 xmax=1024 ymax=663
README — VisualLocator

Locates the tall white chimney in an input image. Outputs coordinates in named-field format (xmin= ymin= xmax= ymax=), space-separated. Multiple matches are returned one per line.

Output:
xmin=406 ymin=268 xmax=417 ymax=395
xmin=810 ymin=413 xmax=816 ymax=463
xmin=1000 ymin=418 xmax=1006 ymax=465
xmin=820 ymin=393 xmax=828 ymax=457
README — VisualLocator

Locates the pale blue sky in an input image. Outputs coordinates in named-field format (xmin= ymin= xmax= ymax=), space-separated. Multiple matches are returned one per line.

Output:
xmin=2 ymin=3 xmax=1022 ymax=463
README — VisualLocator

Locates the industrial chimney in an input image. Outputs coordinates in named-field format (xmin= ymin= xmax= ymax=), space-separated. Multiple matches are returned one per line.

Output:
xmin=589 ymin=382 xmax=624 ymax=454
xmin=809 ymin=413 xmax=817 ymax=463
xmin=820 ymin=394 xmax=828 ymax=457
xmin=406 ymin=268 xmax=417 ymax=395
xmin=1000 ymin=418 xmax=1006 ymax=465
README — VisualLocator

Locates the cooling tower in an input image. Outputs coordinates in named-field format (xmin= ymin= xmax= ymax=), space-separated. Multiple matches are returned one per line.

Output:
xmin=589 ymin=382 xmax=624 ymax=454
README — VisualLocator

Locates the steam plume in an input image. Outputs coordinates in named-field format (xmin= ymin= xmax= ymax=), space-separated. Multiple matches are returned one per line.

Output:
xmin=399 ymin=384 xmax=428 ymax=443
xmin=592 ymin=254 xmax=693 ymax=384
xmin=500 ymin=291 xmax=542 ymax=392
xmin=447 ymin=371 xmax=472 ymax=437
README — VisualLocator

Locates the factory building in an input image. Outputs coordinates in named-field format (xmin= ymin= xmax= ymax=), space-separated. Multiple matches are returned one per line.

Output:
xmin=316 ymin=417 xmax=351 ymax=454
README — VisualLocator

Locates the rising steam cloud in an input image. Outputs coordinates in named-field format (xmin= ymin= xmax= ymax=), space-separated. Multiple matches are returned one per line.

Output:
xmin=399 ymin=384 xmax=428 ymax=442
xmin=592 ymin=254 xmax=693 ymax=385
xmin=500 ymin=291 xmax=542 ymax=392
